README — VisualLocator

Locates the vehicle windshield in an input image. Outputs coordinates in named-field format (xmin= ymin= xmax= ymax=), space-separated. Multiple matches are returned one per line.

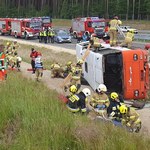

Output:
xmin=30 ymin=22 xmax=41 ymax=28
xmin=58 ymin=31 xmax=68 ymax=36
xmin=92 ymin=21 xmax=105 ymax=28
xmin=42 ymin=18 xmax=51 ymax=23
xmin=95 ymin=28 xmax=104 ymax=33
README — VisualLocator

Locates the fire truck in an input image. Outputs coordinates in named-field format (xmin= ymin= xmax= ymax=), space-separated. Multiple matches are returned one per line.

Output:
xmin=11 ymin=18 xmax=42 ymax=39
xmin=72 ymin=17 xmax=108 ymax=38
xmin=76 ymin=41 xmax=149 ymax=100
xmin=0 ymin=18 xmax=12 ymax=35
xmin=40 ymin=16 xmax=52 ymax=29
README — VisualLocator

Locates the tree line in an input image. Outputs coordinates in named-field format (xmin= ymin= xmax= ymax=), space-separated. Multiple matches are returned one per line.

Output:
xmin=0 ymin=0 xmax=149 ymax=20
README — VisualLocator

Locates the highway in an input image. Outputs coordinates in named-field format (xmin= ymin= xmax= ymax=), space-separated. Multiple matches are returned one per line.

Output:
xmin=0 ymin=31 xmax=149 ymax=51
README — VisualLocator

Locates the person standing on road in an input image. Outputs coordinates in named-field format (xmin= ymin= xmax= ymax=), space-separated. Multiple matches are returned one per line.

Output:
xmin=109 ymin=16 xmax=122 ymax=46
xmin=39 ymin=30 xmax=44 ymax=43
xmin=30 ymin=48 xmax=38 ymax=74
xmin=43 ymin=28 xmax=48 ymax=44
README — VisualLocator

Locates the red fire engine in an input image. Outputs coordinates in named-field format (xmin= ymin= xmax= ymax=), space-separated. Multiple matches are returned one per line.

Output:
xmin=0 ymin=18 xmax=12 ymax=35
xmin=11 ymin=18 xmax=42 ymax=39
xmin=40 ymin=16 xmax=52 ymax=28
xmin=71 ymin=17 xmax=108 ymax=38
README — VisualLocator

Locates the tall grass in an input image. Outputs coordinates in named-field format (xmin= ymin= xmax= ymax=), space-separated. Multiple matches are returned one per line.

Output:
xmin=0 ymin=72 xmax=150 ymax=150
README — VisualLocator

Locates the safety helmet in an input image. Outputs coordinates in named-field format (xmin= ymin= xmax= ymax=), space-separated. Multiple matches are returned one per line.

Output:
xmin=17 ymin=56 xmax=22 ymax=62
xmin=119 ymin=105 xmax=128 ymax=114
xmin=7 ymin=42 xmax=10 ymax=45
xmin=67 ymin=61 xmax=72 ymax=66
xmin=110 ymin=92 xmax=119 ymax=100
xmin=97 ymin=84 xmax=107 ymax=93
xmin=82 ymin=88 xmax=91 ymax=97
xmin=69 ymin=85 xmax=78 ymax=93
xmin=77 ymin=59 xmax=83 ymax=65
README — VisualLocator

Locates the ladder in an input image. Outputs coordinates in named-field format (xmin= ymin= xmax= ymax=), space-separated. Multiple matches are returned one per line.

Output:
xmin=117 ymin=25 xmax=125 ymax=38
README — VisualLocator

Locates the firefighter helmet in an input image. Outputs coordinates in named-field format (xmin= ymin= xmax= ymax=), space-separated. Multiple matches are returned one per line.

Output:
xmin=110 ymin=92 xmax=119 ymax=100
xmin=119 ymin=105 xmax=128 ymax=114
xmin=17 ymin=56 xmax=22 ymax=62
xmin=7 ymin=42 xmax=10 ymax=46
xmin=67 ymin=61 xmax=72 ymax=66
xmin=82 ymin=88 xmax=91 ymax=97
xmin=97 ymin=84 xmax=107 ymax=93
xmin=69 ymin=85 xmax=78 ymax=93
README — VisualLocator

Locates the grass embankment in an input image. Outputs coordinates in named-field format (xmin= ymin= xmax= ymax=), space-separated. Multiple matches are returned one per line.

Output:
xmin=1 ymin=40 xmax=77 ymax=70
xmin=53 ymin=19 xmax=150 ymax=30
xmin=0 ymin=72 xmax=150 ymax=150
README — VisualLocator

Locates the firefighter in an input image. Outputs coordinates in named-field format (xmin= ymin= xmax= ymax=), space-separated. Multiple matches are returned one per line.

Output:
xmin=9 ymin=52 xmax=22 ymax=71
xmin=119 ymin=105 xmax=141 ymax=132
xmin=0 ymin=44 xmax=7 ymax=80
xmin=108 ymin=16 xmax=122 ymax=46
xmin=39 ymin=30 xmax=44 ymax=43
xmin=43 ymin=29 xmax=48 ymax=44
xmin=90 ymin=34 xmax=102 ymax=50
xmin=11 ymin=40 xmax=19 ymax=52
xmin=66 ymin=84 xmax=78 ymax=99
xmin=47 ymin=28 xmax=51 ymax=43
xmin=89 ymin=84 xmax=109 ymax=111
xmin=63 ymin=61 xmax=73 ymax=78
xmin=67 ymin=88 xmax=91 ymax=113
xmin=35 ymin=52 xmax=43 ymax=81
xmin=120 ymin=30 xmax=134 ymax=49
xmin=5 ymin=42 xmax=12 ymax=53
xmin=30 ymin=48 xmax=38 ymax=74
xmin=50 ymin=29 xmax=55 ymax=43
xmin=50 ymin=62 xmax=64 ymax=78
xmin=107 ymin=92 xmax=123 ymax=126
xmin=69 ymin=59 xmax=83 ymax=90
xmin=12 ymin=46 xmax=17 ymax=56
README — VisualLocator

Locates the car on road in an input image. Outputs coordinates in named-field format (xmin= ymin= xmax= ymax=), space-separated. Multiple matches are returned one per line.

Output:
xmin=54 ymin=29 xmax=72 ymax=43
xmin=119 ymin=26 xmax=138 ymax=34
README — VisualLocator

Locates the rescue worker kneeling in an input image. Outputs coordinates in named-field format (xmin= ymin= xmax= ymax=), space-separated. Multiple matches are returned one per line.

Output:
xmin=50 ymin=62 xmax=64 ymax=78
xmin=90 ymin=84 xmax=109 ymax=111
xmin=67 ymin=88 xmax=91 ymax=113
xmin=66 ymin=84 xmax=78 ymax=99
xmin=63 ymin=61 xmax=73 ymax=78
xmin=119 ymin=105 xmax=141 ymax=132
xmin=107 ymin=92 xmax=123 ymax=126
xmin=90 ymin=34 xmax=102 ymax=51
xmin=120 ymin=30 xmax=134 ymax=49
